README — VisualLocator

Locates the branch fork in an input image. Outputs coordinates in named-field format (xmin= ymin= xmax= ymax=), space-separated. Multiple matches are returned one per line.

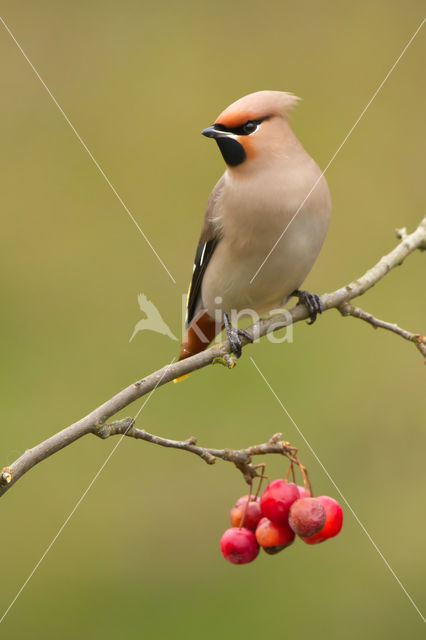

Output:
xmin=1 ymin=217 xmax=425 ymax=497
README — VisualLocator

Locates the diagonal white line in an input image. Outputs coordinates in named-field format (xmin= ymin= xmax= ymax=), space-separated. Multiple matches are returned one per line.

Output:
xmin=0 ymin=358 xmax=176 ymax=626
xmin=0 ymin=16 xmax=176 ymax=284
xmin=250 ymin=356 xmax=426 ymax=624
xmin=250 ymin=17 xmax=425 ymax=284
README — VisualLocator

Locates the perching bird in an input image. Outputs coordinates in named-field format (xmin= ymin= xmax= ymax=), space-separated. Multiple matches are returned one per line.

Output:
xmin=178 ymin=90 xmax=331 ymax=364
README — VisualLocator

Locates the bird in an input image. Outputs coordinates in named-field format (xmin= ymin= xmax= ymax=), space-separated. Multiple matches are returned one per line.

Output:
xmin=177 ymin=90 xmax=331 ymax=369
xmin=130 ymin=294 xmax=178 ymax=343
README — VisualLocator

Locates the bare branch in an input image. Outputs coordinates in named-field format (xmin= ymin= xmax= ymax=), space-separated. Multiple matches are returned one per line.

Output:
xmin=93 ymin=419 xmax=299 ymax=483
xmin=1 ymin=217 xmax=425 ymax=498
xmin=339 ymin=303 xmax=426 ymax=361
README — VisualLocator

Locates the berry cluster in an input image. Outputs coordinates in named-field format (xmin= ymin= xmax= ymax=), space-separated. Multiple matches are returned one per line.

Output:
xmin=220 ymin=479 xmax=343 ymax=564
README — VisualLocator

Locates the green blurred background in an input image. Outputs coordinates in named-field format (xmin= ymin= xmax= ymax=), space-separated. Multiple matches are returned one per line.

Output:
xmin=1 ymin=1 xmax=425 ymax=637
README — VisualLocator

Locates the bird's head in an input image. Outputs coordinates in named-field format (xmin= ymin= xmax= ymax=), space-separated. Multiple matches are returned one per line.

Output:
xmin=202 ymin=90 xmax=300 ymax=170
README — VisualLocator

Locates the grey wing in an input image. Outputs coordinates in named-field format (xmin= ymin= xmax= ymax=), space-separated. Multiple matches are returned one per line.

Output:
xmin=185 ymin=177 xmax=224 ymax=328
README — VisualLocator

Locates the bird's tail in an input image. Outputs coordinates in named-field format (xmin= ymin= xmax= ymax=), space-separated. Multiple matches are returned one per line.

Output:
xmin=174 ymin=312 xmax=222 ymax=382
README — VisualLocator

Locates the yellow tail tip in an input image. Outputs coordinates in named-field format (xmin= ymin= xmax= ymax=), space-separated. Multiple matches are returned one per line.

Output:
xmin=173 ymin=373 xmax=191 ymax=383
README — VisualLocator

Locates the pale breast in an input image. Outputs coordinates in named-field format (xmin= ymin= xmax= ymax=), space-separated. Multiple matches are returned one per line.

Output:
xmin=201 ymin=163 xmax=331 ymax=318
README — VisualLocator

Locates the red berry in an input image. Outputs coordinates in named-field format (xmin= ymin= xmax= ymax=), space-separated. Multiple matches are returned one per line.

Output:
xmin=289 ymin=498 xmax=326 ymax=537
xmin=297 ymin=485 xmax=312 ymax=498
xmin=301 ymin=496 xmax=343 ymax=544
xmin=255 ymin=517 xmax=295 ymax=554
xmin=220 ymin=527 xmax=259 ymax=564
xmin=260 ymin=480 xmax=299 ymax=525
xmin=230 ymin=495 xmax=262 ymax=531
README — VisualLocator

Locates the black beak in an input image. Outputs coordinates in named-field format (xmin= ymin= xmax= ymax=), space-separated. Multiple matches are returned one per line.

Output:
xmin=200 ymin=125 xmax=246 ymax=167
xmin=201 ymin=125 xmax=221 ymax=138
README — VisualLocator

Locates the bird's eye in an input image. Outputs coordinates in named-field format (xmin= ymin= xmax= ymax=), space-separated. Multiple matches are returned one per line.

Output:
xmin=243 ymin=121 xmax=258 ymax=134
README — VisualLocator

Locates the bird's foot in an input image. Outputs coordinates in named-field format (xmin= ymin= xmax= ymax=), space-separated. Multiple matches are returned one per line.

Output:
xmin=293 ymin=289 xmax=323 ymax=325
xmin=224 ymin=313 xmax=253 ymax=358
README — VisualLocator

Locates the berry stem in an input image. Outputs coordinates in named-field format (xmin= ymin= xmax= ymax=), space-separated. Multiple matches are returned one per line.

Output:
xmin=285 ymin=463 xmax=291 ymax=482
xmin=239 ymin=482 xmax=253 ymax=530
xmin=300 ymin=464 xmax=313 ymax=497
xmin=254 ymin=463 xmax=266 ymax=500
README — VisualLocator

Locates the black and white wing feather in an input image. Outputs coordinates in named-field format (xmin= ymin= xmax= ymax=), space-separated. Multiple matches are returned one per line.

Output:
xmin=184 ymin=177 xmax=224 ymax=328
xmin=185 ymin=237 xmax=218 ymax=328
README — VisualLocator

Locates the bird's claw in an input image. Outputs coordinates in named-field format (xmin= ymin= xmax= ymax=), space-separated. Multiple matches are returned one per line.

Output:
xmin=224 ymin=313 xmax=253 ymax=358
xmin=294 ymin=289 xmax=323 ymax=324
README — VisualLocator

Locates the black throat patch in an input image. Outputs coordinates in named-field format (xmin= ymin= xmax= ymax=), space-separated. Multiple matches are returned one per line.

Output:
xmin=215 ymin=138 xmax=246 ymax=167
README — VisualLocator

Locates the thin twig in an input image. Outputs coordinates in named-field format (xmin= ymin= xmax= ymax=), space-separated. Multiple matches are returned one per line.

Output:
xmin=93 ymin=419 xmax=298 ymax=483
xmin=339 ymin=303 xmax=426 ymax=360
xmin=1 ymin=217 xmax=425 ymax=497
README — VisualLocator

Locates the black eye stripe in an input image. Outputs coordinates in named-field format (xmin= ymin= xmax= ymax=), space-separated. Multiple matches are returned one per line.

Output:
xmin=214 ymin=118 xmax=267 ymax=136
